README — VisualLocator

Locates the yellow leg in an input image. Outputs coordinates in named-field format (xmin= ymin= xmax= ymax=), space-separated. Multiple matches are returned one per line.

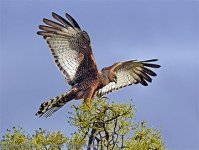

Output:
xmin=82 ymin=98 xmax=92 ymax=111
xmin=82 ymin=87 xmax=95 ymax=110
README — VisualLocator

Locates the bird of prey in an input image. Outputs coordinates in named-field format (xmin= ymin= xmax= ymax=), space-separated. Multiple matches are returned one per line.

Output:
xmin=36 ymin=12 xmax=161 ymax=117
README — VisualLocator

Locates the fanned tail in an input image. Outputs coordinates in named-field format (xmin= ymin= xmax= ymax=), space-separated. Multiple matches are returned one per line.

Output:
xmin=35 ymin=89 xmax=75 ymax=118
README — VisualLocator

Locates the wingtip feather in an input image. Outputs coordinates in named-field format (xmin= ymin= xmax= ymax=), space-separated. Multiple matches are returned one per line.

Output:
xmin=65 ymin=13 xmax=81 ymax=30
xmin=52 ymin=12 xmax=56 ymax=16
xmin=142 ymin=59 xmax=158 ymax=62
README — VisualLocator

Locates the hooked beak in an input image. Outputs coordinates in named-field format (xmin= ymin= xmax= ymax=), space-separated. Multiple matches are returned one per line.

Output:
xmin=113 ymin=78 xmax=117 ymax=83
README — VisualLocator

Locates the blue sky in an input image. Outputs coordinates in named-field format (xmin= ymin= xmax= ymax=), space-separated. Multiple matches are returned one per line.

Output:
xmin=0 ymin=0 xmax=198 ymax=149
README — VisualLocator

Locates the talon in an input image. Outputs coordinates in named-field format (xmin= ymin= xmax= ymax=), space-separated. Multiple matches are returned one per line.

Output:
xmin=82 ymin=98 xmax=93 ymax=111
xmin=82 ymin=101 xmax=89 ymax=112
xmin=85 ymin=98 xmax=91 ymax=107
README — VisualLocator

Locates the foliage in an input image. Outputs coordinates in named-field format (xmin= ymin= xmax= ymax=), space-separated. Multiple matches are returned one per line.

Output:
xmin=0 ymin=127 xmax=67 ymax=150
xmin=0 ymin=98 xmax=165 ymax=150
xmin=125 ymin=121 xmax=165 ymax=150
xmin=66 ymin=98 xmax=165 ymax=149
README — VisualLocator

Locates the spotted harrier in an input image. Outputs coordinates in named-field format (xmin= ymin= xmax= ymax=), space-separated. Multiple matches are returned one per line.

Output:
xmin=36 ymin=12 xmax=161 ymax=117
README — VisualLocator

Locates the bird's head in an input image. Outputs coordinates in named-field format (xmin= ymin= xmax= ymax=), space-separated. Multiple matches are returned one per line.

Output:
xmin=109 ymin=73 xmax=117 ymax=83
xmin=102 ymin=68 xmax=117 ymax=84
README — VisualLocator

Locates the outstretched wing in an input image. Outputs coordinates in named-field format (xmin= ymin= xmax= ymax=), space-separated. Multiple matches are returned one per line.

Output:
xmin=37 ymin=12 xmax=98 ymax=85
xmin=97 ymin=59 xmax=161 ymax=96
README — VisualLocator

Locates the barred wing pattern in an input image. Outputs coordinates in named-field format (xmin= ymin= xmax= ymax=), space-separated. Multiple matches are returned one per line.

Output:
xmin=36 ymin=12 xmax=161 ymax=118
xmin=97 ymin=59 xmax=160 ymax=96
xmin=37 ymin=12 xmax=97 ymax=85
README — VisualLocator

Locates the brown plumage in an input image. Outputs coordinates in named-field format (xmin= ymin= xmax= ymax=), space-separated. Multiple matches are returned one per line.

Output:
xmin=36 ymin=12 xmax=161 ymax=117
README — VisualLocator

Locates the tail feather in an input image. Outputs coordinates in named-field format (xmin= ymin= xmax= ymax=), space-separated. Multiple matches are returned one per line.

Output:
xmin=35 ymin=90 xmax=74 ymax=118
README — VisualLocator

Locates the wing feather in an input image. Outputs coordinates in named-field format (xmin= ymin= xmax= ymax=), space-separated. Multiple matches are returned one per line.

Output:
xmin=37 ymin=12 xmax=98 ymax=85
xmin=65 ymin=13 xmax=81 ymax=30
xmin=98 ymin=59 xmax=160 ymax=96
xmin=52 ymin=12 xmax=74 ymax=29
